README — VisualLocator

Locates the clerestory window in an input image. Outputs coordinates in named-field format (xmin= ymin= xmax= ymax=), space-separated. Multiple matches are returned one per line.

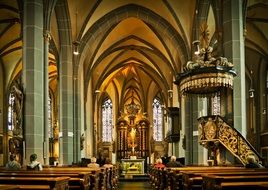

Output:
xmin=152 ymin=98 xmax=163 ymax=141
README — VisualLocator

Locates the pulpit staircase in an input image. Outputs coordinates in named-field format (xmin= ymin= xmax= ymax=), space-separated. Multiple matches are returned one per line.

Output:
xmin=198 ymin=115 xmax=262 ymax=166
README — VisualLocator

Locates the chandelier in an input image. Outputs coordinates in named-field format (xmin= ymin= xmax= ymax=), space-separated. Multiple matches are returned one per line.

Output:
xmin=175 ymin=23 xmax=236 ymax=95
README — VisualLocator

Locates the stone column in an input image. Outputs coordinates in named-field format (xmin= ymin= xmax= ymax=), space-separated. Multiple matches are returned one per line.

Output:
xmin=223 ymin=0 xmax=246 ymax=136
xmin=184 ymin=97 xmax=193 ymax=165
xmin=43 ymin=30 xmax=50 ymax=165
xmin=197 ymin=97 xmax=208 ymax=165
xmin=59 ymin=53 xmax=74 ymax=165
xmin=86 ymin=81 xmax=93 ymax=157
xmin=73 ymin=61 xmax=80 ymax=163
xmin=23 ymin=0 xmax=44 ymax=164
xmin=54 ymin=0 xmax=74 ymax=165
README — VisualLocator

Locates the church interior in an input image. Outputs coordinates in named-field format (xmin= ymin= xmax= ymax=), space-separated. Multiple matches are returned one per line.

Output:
xmin=1 ymin=0 xmax=268 ymax=189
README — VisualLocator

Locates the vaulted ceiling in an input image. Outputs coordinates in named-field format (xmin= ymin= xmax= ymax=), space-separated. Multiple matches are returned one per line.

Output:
xmin=1 ymin=0 xmax=268 ymax=111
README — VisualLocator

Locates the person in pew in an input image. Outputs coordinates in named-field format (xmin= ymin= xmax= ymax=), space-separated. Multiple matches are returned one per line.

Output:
xmin=161 ymin=153 xmax=169 ymax=165
xmin=166 ymin=155 xmax=183 ymax=167
xmin=87 ymin=157 xmax=100 ymax=168
xmin=245 ymin=155 xmax=264 ymax=168
xmin=5 ymin=154 xmax=21 ymax=170
xmin=154 ymin=158 xmax=165 ymax=169
xmin=97 ymin=155 xmax=106 ymax=167
xmin=27 ymin=153 xmax=43 ymax=171
xmin=103 ymin=158 xmax=113 ymax=168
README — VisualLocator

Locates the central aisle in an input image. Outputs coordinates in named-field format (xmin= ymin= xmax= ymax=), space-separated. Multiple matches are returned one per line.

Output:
xmin=118 ymin=181 xmax=152 ymax=189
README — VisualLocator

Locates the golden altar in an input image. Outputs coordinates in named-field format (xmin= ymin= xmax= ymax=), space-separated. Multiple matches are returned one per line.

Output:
xmin=121 ymin=158 xmax=145 ymax=175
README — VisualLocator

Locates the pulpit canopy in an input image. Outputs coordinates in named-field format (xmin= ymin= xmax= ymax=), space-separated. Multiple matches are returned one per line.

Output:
xmin=175 ymin=23 xmax=237 ymax=96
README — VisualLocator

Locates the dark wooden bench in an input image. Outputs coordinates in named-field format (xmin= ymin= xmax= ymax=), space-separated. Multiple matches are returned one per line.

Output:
xmin=0 ymin=171 xmax=90 ymax=190
xmin=0 ymin=185 xmax=19 ymax=190
xmin=162 ymin=166 xmax=253 ymax=190
xmin=153 ymin=166 xmax=268 ymax=190
xmin=43 ymin=166 xmax=117 ymax=189
xmin=0 ymin=176 xmax=69 ymax=190
xmin=182 ymin=169 xmax=268 ymax=190
xmin=203 ymin=174 xmax=268 ymax=190
xmin=217 ymin=181 xmax=268 ymax=190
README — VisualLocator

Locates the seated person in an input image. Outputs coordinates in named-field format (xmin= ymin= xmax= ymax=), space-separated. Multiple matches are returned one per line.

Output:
xmin=5 ymin=154 xmax=21 ymax=170
xmin=87 ymin=157 xmax=100 ymax=168
xmin=245 ymin=155 xmax=263 ymax=168
xmin=27 ymin=153 xmax=43 ymax=171
xmin=103 ymin=158 xmax=113 ymax=168
xmin=166 ymin=155 xmax=183 ymax=167
xmin=154 ymin=158 xmax=165 ymax=169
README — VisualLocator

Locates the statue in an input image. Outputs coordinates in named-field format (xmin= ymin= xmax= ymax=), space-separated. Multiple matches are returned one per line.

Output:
xmin=80 ymin=133 xmax=85 ymax=150
xmin=128 ymin=128 xmax=137 ymax=155
xmin=10 ymin=84 xmax=23 ymax=137
xmin=9 ymin=137 xmax=23 ymax=165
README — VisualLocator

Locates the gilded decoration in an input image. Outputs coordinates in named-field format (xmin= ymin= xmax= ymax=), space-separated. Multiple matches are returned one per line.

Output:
xmin=175 ymin=23 xmax=236 ymax=95
xmin=204 ymin=119 xmax=217 ymax=140
xmin=218 ymin=122 xmax=238 ymax=154
xmin=198 ymin=115 xmax=262 ymax=165
xmin=116 ymin=99 xmax=150 ymax=159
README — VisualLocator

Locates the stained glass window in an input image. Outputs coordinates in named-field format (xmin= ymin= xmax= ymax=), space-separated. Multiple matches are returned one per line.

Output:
xmin=102 ymin=98 xmax=113 ymax=142
xmin=7 ymin=94 xmax=15 ymax=131
xmin=211 ymin=94 xmax=220 ymax=115
xmin=48 ymin=95 xmax=52 ymax=138
xmin=153 ymin=98 xmax=163 ymax=141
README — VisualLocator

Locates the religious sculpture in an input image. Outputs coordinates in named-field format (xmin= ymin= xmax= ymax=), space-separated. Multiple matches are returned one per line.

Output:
xmin=10 ymin=84 xmax=23 ymax=137
xmin=128 ymin=127 xmax=137 ymax=155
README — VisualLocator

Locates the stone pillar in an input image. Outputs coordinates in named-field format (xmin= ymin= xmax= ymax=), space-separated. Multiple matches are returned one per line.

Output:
xmin=59 ymin=54 xmax=74 ymax=165
xmin=73 ymin=61 xmax=80 ymax=163
xmin=23 ymin=0 xmax=44 ymax=164
xmin=58 ymin=35 xmax=74 ymax=164
xmin=184 ymin=97 xmax=193 ymax=165
xmin=43 ymin=30 xmax=50 ymax=165
xmin=86 ymin=81 xmax=93 ymax=157
xmin=223 ymin=0 xmax=246 ymax=136
xmin=197 ymin=97 xmax=208 ymax=165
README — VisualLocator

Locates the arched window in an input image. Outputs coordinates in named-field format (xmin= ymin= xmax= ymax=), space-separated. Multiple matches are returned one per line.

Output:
xmin=48 ymin=94 xmax=52 ymax=138
xmin=211 ymin=94 xmax=220 ymax=115
xmin=153 ymin=98 xmax=163 ymax=141
xmin=7 ymin=93 xmax=15 ymax=131
xmin=8 ymin=84 xmax=23 ymax=133
xmin=102 ymin=98 xmax=113 ymax=142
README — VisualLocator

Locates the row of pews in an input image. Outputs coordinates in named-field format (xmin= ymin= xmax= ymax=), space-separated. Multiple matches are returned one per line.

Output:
xmin=149 ymin=166 xmax=268 ymax=190
xmin=0 ymin=165 xmax=119 ymax=190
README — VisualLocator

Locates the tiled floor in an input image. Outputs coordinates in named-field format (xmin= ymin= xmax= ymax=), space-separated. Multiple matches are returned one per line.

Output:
xmin=118 ymin=181 xmax=152 ymax=189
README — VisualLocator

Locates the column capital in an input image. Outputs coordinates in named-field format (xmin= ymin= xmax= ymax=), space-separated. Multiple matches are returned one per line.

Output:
xmin=43 ymin=30 xmax=51 ymax=42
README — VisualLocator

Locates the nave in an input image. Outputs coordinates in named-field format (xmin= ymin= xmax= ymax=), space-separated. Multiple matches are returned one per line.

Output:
xmin=1 ymin=2 xmax=268 ymax=190
xmin=118 ymin=181 xmax=151 ymax=190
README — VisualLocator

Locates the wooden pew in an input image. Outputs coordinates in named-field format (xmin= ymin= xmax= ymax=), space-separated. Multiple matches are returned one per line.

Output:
xmin=155 ymin=166 xmax=268 ymax=190
xmin=0 ymin=172 xmax=90 ymax=190
xmin=164 ymin=166 xmax=249 ymax=190
xmin=1 ymin=165 xmax=118 ymax=190
xmin=182 ymin=170 xmax=268 ymax=190
xmin=0 ymin=185 xmax=18 ymax=190
xmin=43 ymin=166 xmax=117 ymax=189
xmin=43 ymin=167 xmax=101 ymax=190
xmin=203 ymin=174 xmax=268 ymax=190
xmin=220 ymin=181 xmax=268 ymax=190
xmin=0 ymin=176 xmax=69 ymax=190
